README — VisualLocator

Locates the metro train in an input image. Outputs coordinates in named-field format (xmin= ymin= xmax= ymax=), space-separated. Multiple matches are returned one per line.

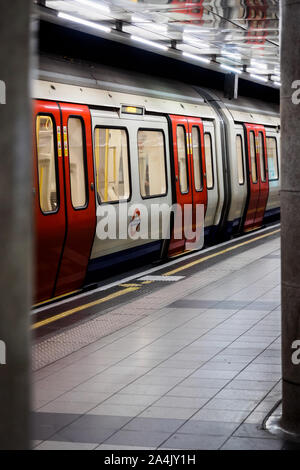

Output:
xmin=33 ymin=56 xmax=280 ymax=304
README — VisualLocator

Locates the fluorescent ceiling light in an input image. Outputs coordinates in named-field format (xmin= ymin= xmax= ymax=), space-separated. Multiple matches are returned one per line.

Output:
xmin=74 ymin=0 xmax=110 ymax=14
xmin=247 ymin=67 xmax=271 ymax=75
xmin=131 ymin=14 xmax=147 ymax=23
xmin=182 ymin=52 xmax=211 ymax=64
xmin=274 ymin=81 xmax=281 ymax=87
xmin=250 ymin=73 xmax=268 ymax=83
xmin=58 ymin=12 xmax=111 ymax=33
xmin=222 ymin=51 xmax=242 ymax=60
xmin=131 ymin=35 xmax=168 ymax=51
xmin=150 ymin=24 xmax=168 ymax=33
xmin=220 ymin=64 xmax=242 ymax=74
xmin=184 ymin=27 xmax=210 ymax=33
xmin=251 ymin=59 xmax=268 ymax=70
xmin=183 ymin=34 xmax=206 ymax=47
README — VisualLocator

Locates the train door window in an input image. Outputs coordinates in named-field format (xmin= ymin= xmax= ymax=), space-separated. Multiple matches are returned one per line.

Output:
xmin=176 ymin=126 xmax=189 ymax=193
xmin=36 ymin=115 xmax=58 ymax=213
xmin=94 ymin=127 xmax=130 ymax=203
xmin=257 ymin=132 xmax=266 ymax=182
xmin=68 ymin=117 xmax=87 ymax=209
xmin=266 ymin=137 xmax=279 ymax=181
xmin=249 ymin=131 xmax=257 ymax=183
xmin=204 ymin=133 xmax=214 ymax=189
xmin=137 ymin=130 xmax=167 ymax=198
xmin=191 ymin=126 xmax=203 ymax=191
xmin=236 ymin=135 xmax=245 ymax=185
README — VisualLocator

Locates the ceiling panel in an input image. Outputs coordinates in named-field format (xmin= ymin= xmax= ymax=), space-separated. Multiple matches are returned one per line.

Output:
xmin=37 ymin=0 xmax=280 ymax=87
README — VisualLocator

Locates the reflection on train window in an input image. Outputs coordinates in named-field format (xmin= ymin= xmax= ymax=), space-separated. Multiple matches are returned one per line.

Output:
xmin=249 ymin=131 xmax=257 ymax=183
xmin=192 ymin=127 xmax=203 ymax=191
xmin=176 ymin=126 xmax=189 ymax=194
xmin=94 ymin=128 xmax=130 ymax=203
xmin=204 ymin=133 xmax=214 ymax=189
xmin=138 ymin=130 xmax=167 ymax=198
xmin=266 ymin=137 xmax=279 ymax=181
xmin=36 ymin=115 xmax=58 ymax=214
xmin=68 ymin=118 xmax=87 ymax=209
xmin=257 ymin=132 xmax=266 ymax=182
xmin=236 ymin=135 xmax=245 ymax=185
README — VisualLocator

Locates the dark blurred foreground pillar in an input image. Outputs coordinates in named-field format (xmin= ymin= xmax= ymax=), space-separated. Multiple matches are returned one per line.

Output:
xmin=0 ymin=1 xmax=32 ymax=449
xmin=280 ymin=0 xmax=300 ymax=437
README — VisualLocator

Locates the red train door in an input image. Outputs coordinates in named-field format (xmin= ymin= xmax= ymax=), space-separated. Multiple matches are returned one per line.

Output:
xmin=34 ymin=101 xmax=66 ymax=303
xmin=168 ymin=115 xmax=207 ymax=255
xmin=187 ymin=117 xmax=208 ymax=242
xmin=253 ymin=126 xmax=269 ymax=228
xmin=54 ymin=103 xmax=96 ymax=297
xmin=169 ymin=116 xmax=190 ymax=255
xmin=243 ymin=124 xmax=269 ymax=232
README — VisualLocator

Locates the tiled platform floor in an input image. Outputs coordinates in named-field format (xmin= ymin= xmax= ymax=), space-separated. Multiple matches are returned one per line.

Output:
xmin=32 ymin=234 xmax=296 ymax=450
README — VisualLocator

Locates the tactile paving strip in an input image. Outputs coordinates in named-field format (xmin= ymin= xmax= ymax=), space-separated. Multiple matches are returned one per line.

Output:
xmin=32 ymin=313 xmax=143 ymax=371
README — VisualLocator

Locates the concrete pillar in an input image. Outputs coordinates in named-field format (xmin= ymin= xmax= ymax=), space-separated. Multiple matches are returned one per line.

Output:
xmin=0 ymin=1 xmax=32 ymax=449
xmin=280 ymin=0 xmax=300 ymax=436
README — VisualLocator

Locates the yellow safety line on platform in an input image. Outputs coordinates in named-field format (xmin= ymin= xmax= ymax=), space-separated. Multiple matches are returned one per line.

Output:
xmin=33 ymin=289 xmax=81 ymax=308
xmin=120 ymin=283 xmax=141 ymax=288
xmin=32 ymin=287 xmax=139 ymax=330
xmin=164 ymin=229 xmax=280 ymax=277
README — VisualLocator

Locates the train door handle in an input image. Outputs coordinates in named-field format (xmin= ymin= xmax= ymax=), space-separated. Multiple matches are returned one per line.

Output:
xmin=90 ymin=182 xmax=95 ymax=192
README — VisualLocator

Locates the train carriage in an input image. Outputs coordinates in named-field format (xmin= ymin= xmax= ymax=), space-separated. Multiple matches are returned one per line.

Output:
xmin=33 ymin=56 xmax=280 ymax=304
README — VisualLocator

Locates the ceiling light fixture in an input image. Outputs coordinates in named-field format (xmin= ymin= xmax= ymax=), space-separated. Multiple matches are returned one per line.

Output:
xmin=74 ymin=0 xmax=110 ymax=14
xmin=131 ymin=35 xmax=168 ymax=51
xmin=251 ymin=59 xmax=268 ymax=70
xmin=182 ymin=51 xmax=211 ymax=64
xmin=250 ymin=73 xmax=268 ymax=83
xmin=58 ymin=12 xmax=111 ymax=33
xmin=220 ymin=64 xmax=242 ymax=74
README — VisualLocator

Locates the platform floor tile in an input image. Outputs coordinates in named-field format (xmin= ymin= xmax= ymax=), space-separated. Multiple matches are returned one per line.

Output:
xmin=32 ymin=235 xmax=290 ymax=450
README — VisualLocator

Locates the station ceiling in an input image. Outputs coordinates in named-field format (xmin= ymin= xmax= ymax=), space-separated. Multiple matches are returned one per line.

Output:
xmin=36 ymin=0 xmax=280 ymax=88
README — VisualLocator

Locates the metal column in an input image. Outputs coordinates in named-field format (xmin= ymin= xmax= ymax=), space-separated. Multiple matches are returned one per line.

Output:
xmin=0 ymin=0 xmax=32 ymax=449
xmin=280 ymin=0 xmax=300 ymax=436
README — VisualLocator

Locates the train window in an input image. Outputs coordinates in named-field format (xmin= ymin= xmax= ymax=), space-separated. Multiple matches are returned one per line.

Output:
xmin=68 ymin=118 xmax=87 ymax=209
xmin=192 ymin=127 xmax=203 ymax=191
xmin=36 ymin=115 xmax=58 ymax=214
xmin=137 ymin=130 xmax=167 ymax=198
xmin=249 ymin=131 xmax=257 ymax=183
xmin=266 ymin=137 xmax=279 ymax=181
xmin=94 ymin=127 xmax=130 ymax=203
xmin=257 ymin=132 xmax=266 ymax=182
xmin=236 ymin=135 xmax=245 ymax=185
xmin=176 ymin=126 xmax=189 ymax=194
xmin=204 ymin=133 xmax=214 ymax=189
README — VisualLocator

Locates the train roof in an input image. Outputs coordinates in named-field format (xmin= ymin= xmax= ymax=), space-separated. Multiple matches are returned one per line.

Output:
xmin=198 ymin=88 xmax=280 ymax=128
xmin=34 ymin=55 xmax=279 ymax=125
